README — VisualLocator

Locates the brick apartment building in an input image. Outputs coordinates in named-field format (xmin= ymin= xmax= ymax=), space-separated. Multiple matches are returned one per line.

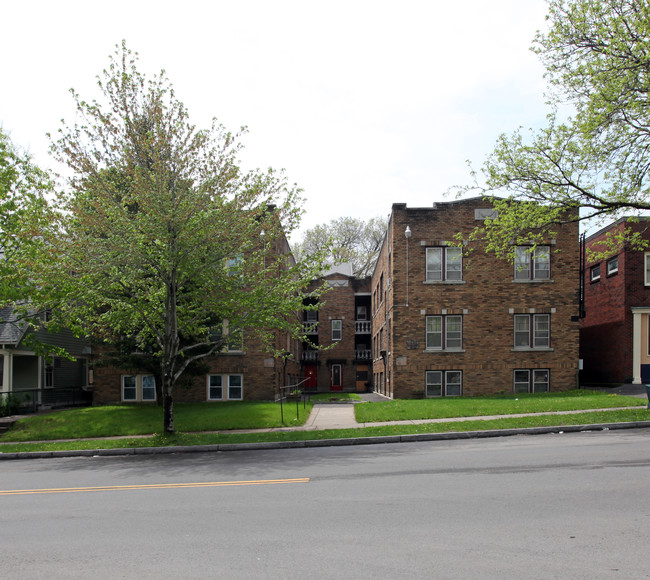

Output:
xmin=301 ymin=265 xmax=372 ymax=393
xmin=92 ymin=233 xmax=302 ymax=404
xmin=580 ymin=217 xmax=650 ymax=384
xmin=371 ymin=198 xmax=580 ymax=398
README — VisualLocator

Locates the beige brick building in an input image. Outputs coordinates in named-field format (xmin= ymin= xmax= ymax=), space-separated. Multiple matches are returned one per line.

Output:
xmin=371 ymin=198 xmax=580 ymax=398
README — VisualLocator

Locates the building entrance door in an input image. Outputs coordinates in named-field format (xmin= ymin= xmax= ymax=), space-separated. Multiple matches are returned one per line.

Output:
xmin=330 ymin=364 xmax=342 ymax=391
xmin=304 ymin=365 xmax=317 ymax=390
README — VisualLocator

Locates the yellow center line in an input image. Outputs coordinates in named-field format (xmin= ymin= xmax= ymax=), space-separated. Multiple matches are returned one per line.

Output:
xmin=0 ymin=478 xmax=310 ymax=496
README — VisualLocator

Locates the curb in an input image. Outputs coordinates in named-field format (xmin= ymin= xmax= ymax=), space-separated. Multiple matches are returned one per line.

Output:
xmin=2 ymin=420 xmax=650 ymax=461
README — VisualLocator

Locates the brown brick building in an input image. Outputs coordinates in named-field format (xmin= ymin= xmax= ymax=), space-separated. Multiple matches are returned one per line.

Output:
xmin=92 ymin=232 xmax=302 ymax=404
xmin=371 ymin=198 xmax=580 ymax=398
xmin=301 ymin=266 xmax=372 ymax=393
xmin=581 ymin=218 xmax=650 ymax=384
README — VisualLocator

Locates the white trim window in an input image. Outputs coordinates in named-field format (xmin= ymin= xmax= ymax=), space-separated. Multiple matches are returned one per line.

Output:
xmin=514 ymin=246 xmax=550 ymax=280
xmin=514 ymin=369 xmax=549 ymax=393
xmin=332 ymin=319 xmax=342 ymax=341
xmin=425 ymin=370 xmax=462 ymax=397
xmin=426 ymin=315 xmax=462 ymax=350
xmin=645 ymin=253 xmax=650 ymax=286
xmin=122 ymin=375 xmax=156 ymax=402
xmin=590 ymin=263 xmax=601 ymax=282
xmin=514 ymin=314 xmax=550 ymax=349
xmin=207 ymin=374 xmax=243 ymax=401
xmin=607 ymin=256 xmax=619 ymax=276
xmin=426 ymin=247 xmax=462 ymax=282
xmin=214 ymin=320 xmax=244 ymax=352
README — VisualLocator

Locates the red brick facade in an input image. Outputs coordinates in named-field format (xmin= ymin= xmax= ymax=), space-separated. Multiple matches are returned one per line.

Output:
xmin=581 ymin=218 xmax=650 ymax=384
xmin=372 ymin=199 xmax=580 ymax=398
xmin=301 ymin=271 xmax=372 ymax=393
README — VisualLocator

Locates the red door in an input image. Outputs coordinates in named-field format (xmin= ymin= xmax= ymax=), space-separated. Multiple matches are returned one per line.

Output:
xmin=330 ymin=364 xmax=342 ymax=391
xmin=304 ymin=365 xmax=317 ymax=390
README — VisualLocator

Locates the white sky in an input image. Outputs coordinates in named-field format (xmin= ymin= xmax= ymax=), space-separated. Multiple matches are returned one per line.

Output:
xmin=1 ymin=0 xmax=551 ymax=240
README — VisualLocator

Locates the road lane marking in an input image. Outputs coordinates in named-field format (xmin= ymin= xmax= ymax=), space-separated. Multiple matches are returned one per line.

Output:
xmin=0 ymin=478 xmax=310 ymax=496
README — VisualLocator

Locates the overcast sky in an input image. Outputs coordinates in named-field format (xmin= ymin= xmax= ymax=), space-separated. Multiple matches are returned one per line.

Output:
xmin=2 ymin=0 xmax=551 ymax=240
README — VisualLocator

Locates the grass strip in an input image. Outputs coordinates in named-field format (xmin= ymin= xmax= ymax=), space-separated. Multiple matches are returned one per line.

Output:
xmin=308 ymin=393 xmax=362 ymax=402
xmin=1 ymin=408 xmax=648 ymax=454
xmin=355 ymin=391 xmax=644 ymax=422
xmin=1 ymin=401 xmax=313 ymax=442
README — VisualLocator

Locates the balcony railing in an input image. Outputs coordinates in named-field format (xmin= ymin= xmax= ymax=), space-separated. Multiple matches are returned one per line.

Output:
xmin=302 ymin=350 xmax=319 ymax=361
xmin=355 ymin=349 xmax=372 ymax=360
xmin=355 ymin=321 xmax=371 ymax=334
xmin=302 ymin=321 xmax=319 ymax=334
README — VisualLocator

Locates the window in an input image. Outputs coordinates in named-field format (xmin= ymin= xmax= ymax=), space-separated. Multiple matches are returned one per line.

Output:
xmin=141 ymin=375 xmax=156 ymax=401
xmin=332 ymin=319 xmax=342 ymax=341
xmin=214 ymin=320 xmax=244 ymax=352
xmin=425 ymin=370 xmax=462 ymax=397
xmin=207 ymin=374 xmax=243 ymax=400
xmin=122 ymin=375 xmax=156 ymax=402
xmin=45 ymin=360 xmax=54 ymax=388
xmin=645 ymin=253 xmax=650 ymax=286
xmin=590 ymin=263 xmax=601 ymax=282
xmin=356 ymin=305 xmax=367 ymax=320
xmin=514 ymin=246 xmax=550 ymax=280
xmin=514 ymin=369 xmax=549 ymax=393
xmin=514 ymin=314 xmax=550 ymax=349
xmin=228 ymin=375 xmax=243 ymax=400
xmin=426 ymin=247 xmax=462 ymax=281
xmin=425 ymin=315 xmax=462 ymax=350
xmin=208 ymin=375 xmax=223 ymax=400
xmin=607 ymin=256 xmax=619 ymax=276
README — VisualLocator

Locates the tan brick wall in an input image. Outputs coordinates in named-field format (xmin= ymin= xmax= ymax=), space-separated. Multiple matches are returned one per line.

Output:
xmin=373 ymin=199 xmax=580 ymax=397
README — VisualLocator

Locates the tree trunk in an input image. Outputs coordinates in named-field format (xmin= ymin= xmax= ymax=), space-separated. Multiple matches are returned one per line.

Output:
xmin=163 ymin=381 xmax=174 ymax=434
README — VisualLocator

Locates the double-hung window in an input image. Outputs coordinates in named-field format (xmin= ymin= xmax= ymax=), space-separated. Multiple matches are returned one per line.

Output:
xmin=122 ymin=375 xmax=156 ymax=402
xmin=425 ymin=370 xmax=462 ymax=397
xmin=426 ymin=315 xmax=462 ymax=350
xmin=426 ymin=247 xmax=462 ymax=281
xmin=514 ymin=246 xmax=550 ymax=280
xmin=514 ymin=314 xmax=550 ymax=349
xmin=207 ymin=374 xmax=243 ymax=400
xmin=332 ymin=319 xmax=342 ymax=341
xmin=514 ymin=369 xmax=549 ymax=393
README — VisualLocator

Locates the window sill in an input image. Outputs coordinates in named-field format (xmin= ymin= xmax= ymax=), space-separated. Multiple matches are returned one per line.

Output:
xmin=423 ymin=348 xmax=466 ymax=353
xmin=511 ymin=279 xmax=554 ymax=284
xmin=423 ymin=280 xmax=466 ymax=285
xmin=511 ymin=347 xmax=554 ymax=352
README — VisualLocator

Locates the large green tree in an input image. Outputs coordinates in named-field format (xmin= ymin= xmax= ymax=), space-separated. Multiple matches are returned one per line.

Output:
xmin=0 ymin=129 xmax=53 ymax=323
xmin=461 ymin=0 xmax=650 ymax=255
xmin=293 ymin=216 xmax=387 ymax=277
xmin=46 ymin=42 xmax=324 ymax=433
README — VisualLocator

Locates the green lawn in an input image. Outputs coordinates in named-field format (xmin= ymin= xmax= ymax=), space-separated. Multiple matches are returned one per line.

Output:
xmin=308 ymin=393 xmax=362 ymax=402
xmin=354 ymin=390 xmax=645 ymax=423
xmin=0 ymin=401 xmax=313 ymax=442
xmin=1 ymin=390 xmax=648 ymax=454
xmin=1 ymin=408 xmax=649 ymax=454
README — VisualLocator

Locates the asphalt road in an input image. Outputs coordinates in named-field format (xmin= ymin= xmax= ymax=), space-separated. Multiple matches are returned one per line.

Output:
xmin=3 ymin=429 xmax=650 ymax=579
